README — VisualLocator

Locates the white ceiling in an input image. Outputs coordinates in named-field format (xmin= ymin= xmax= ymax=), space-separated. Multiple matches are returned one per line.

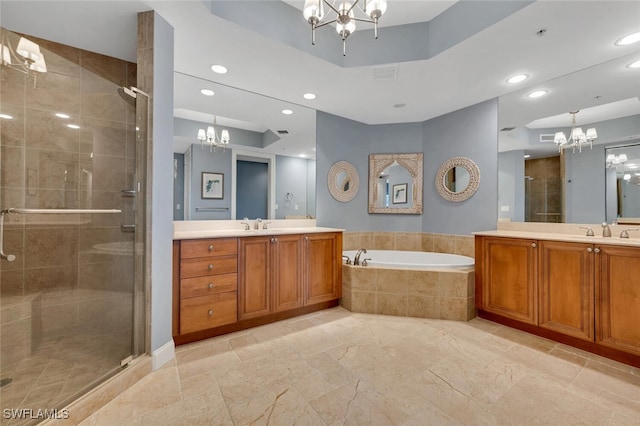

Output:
xmin=2 ymin=0 xmax=640 ymax=158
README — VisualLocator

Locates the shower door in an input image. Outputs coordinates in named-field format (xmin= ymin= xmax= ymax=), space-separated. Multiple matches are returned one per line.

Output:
xmin=0 ymin=27 xmax=144 ymax=421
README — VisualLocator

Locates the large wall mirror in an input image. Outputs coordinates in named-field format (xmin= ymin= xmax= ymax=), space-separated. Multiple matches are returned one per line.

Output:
xmin=368 ymin=153 xmax=423 ymax=214
xmin=172 ymin=72 xmax=317 ymax=221
xmin=498 ymin=49 xmax=640 ymax=224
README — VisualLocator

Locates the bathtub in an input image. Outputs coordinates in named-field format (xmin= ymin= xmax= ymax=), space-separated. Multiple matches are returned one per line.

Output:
xmin=343 ymin=250 xmax=474 ymax=269
xmin=341 ymin=250 xmax=476 ymax=321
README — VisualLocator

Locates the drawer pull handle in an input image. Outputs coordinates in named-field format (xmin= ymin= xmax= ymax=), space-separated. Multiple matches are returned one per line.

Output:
xmin=594 ymin=247 xmax=601 ymax=253
xmin=208 ymin=264 xmax=214 ymax=270
xmin=208 ymin=309 xmax=214 ymax=316
xmin=208 ymin=244 xmax=214 ymax=251
xmin=208 ymin=283 xmax=214 ymax=289
xmin=587 ymin=247 xmax=593 ymax=253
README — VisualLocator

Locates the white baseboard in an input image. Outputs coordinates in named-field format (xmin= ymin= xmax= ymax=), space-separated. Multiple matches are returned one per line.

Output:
xmin=152 ymin=339 xmax=175 ymax=370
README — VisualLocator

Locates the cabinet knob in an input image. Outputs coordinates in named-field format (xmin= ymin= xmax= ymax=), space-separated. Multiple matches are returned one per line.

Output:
xmin=208 ymin=264 xmax=214 ymax=270
xmin=587 ymin=247 xmax=593 ymax=253
xmin=531 ymin=243 xmax=537 ymax=248
xmin=208 ymin=244 xmax=214 ymax=251
xmin=271 ymin=237 xmax=277 ymax=243
xmin=594 ymin=247 xmax=601 ymax=253
xmin=207 ymin=309 xmax=213 ymax=316
xmin=208 ymin=283 xmax=214 ymax=289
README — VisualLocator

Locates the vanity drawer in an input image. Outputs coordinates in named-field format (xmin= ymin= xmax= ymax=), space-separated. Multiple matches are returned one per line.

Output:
xmin=180 ymin=255 xmax=237 ymax=278
xmin=180 ymin=291 xmax=237 ymax=334
xmin=181 ymin=273 xmax=237 ymax=299
xmin=180 ymin=238 xmax=238 ymax=259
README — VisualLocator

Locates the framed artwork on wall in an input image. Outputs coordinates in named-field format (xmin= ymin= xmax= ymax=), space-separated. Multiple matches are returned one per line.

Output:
xmin=201 ymin=172 xmax=224 ymax=199
xmin=392 ymin=183 xmax=408 ymax=204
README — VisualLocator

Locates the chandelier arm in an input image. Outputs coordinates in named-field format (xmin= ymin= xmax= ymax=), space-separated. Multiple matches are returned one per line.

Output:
xmin=345 ymin=0 xmax=361 ymax=15
xmin=314 ymin=19 xmax=338 ymax=29
xmin=322 ymin=0 xmax=341 ymax=15
xmin=351 ymin=17 xmax=375 ymax=24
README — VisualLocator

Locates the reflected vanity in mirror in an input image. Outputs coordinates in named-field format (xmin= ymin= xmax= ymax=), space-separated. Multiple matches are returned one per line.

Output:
xmin=368 ymin=153 xmax=423 ymax=214
xmin=435 ymin=157 xmax=480 ymax=202
xmin=497 ymin=49 xmax=640 ymax=224
xmin=172 ymin=72 xmax=317 ymax=221
xmin=328 ymin=161 xmax=359 ymax=202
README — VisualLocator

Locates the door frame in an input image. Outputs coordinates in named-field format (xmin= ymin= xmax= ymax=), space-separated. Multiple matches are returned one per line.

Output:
xmin=231 ymin=149 xmax=275 ymax=220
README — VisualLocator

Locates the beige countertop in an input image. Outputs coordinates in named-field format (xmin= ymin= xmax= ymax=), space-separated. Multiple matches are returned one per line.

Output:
xmin=173 ymin=219 xmax=343 ymax=240
xmin=473 ymin=221 xmax=640 ymax=247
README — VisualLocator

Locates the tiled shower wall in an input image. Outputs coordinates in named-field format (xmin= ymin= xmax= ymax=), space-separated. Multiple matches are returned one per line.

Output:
xmin=0 ymin=28 xmax=137 ymax=363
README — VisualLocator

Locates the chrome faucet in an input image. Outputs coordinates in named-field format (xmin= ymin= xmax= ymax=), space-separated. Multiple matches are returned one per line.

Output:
xmin=579 ymin=226 xmax=594 ymax=236
xmin=602 ymin=222 xmax=612 ymax=238
xmin=620 ymin=228 xmax=640 ymax=239
xmin=353 ymin=248 xmax=367 ymax=266
xmin=254 ymin=218 xmax=262 ymax=230
xmin=241 ymin=218 xmax=251 ymax=230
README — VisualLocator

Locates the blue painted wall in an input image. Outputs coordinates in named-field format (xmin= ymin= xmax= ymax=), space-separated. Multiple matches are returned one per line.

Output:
xmin=236 ymin=160 xmax=268 ymax=220
xmin=316 ymin=99 xmax=499 ymax=235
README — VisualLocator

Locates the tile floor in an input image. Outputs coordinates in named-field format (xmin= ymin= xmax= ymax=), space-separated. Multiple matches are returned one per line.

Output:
xmin=78 ymin=307 xmax=639 ymax=425
xmin=1 ymin=328 xmax=130 ymax=426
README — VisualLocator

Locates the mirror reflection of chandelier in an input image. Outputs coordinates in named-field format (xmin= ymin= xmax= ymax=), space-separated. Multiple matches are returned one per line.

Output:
xmin=197 ymin=116 xmax=230 ymax=153
xmin=303 ymin=0 xmax=387 ymax=56
xmin=553 ymin=110 xmax=598 ymax=153
xmin=606 ymin=153 xmax=627 ymax=168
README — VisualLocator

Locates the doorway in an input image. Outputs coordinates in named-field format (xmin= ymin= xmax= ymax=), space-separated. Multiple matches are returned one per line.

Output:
xmin=236 ymin=160 xmax=268 ymax=219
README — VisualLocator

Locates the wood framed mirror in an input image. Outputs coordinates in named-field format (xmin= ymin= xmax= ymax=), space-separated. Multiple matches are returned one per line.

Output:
xmin=368 ymin=153 xmax=423 ymax=214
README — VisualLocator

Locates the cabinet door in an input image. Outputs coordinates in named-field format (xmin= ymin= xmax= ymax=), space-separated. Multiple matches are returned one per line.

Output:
xmin=480 ymin=237 xmax=538 ymax=324
xmin=273 ymin=234 xmax=303 ymax=312
xmin=304 ymin=232 xmax=342 ymax=305
xmin=238 ymin=236 xmax=271 ymax=320
xmin=539 ymin=241 xmax=594 ymax=341
xmin=597 ymin=245 xmax=640 ymax=356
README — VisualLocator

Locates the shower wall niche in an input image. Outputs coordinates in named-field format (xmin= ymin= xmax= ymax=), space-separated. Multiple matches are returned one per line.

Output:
xmin=0 ymin=27 xmax=142 ymax=414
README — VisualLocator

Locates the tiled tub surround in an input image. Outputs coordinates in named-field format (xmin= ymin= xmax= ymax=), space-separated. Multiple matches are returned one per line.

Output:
xmin=0 ymin=27 xmax=138 ymax=421
xmin=341 ymin=232 xmax=475 ymax=321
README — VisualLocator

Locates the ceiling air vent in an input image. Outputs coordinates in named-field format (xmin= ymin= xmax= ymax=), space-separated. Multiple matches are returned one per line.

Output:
xmin=500 ymin=127 xmax=515 ymax=132
xmin=372 ymin=65 xmax=398 ymax=80
xmin=277 ymin=130 xmax=289 ymax=135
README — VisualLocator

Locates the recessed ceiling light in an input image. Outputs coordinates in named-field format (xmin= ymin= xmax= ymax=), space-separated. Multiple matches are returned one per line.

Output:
xmin=0 ymin=113 xmax=13 ymax=119
xmin=211 ymin=65 xmax=228 ymax=74
xmin=67 ymin=124 xmax=80 ymax=129
xmin=524 ymin=154 xmax=531 ymax=158
xmin=55 ymin=113 xmax=70 ymax=119
xmin=507 ymin=74 xmax=528 ymax=84
xmin=200 ymin=89 xmax=215 ymax=96
xmin=615 ymin=32 xmax=640 ymax=46
xmin=282 ymin=109 xmax=293 ymax=115
xmin=303 ymin=93 xmax=316 ymax=100
xmin=528 ymin=90 xmax=547 ymax=98
xmin=628 ymin=60 xmax=640 ymax=69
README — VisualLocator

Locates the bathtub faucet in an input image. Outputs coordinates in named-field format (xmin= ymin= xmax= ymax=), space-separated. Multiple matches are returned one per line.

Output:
xmin=354 ymin=248 xmax=367 ymax=266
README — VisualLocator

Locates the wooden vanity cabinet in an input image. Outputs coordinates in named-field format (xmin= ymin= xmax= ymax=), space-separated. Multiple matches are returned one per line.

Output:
xmin=538 ymin=240 xmax=594 ymax=341
xmin=237 ymin=234 xmax=303 ymax=320
xmin=305 ymin=232 xmax=342 ymax=305
xmin=476 ymin=235 xmax=640 ymax=367
xmin=477 ymin=237 xmax=537 ymax=325
xmin=597 ymin=244 xmax=640 ymax=356
xmin=174 ymin=231 xmax=342 ymax=344
xmin=175 ymin=238 xmax=238 ymax=335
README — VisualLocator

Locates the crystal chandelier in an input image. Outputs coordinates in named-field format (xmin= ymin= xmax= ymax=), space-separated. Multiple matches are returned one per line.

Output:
xmin=197 ymin=116 xmax=230 ymax=152
xmin=553 ymin=111 xmax=598 ymax=153
xmin=303 ymin=0 xmax=388 ymax=56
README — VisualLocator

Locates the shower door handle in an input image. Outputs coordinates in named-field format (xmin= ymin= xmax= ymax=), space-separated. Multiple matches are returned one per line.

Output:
xmin=121 ymin=224 xmax=135 ymax=232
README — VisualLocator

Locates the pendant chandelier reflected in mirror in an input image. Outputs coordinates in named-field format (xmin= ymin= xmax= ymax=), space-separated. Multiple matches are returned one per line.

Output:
xmin=197 ymin=116 xmax=230 ymax=153
xmin=553 ymin=110 xmax=598 ymax=154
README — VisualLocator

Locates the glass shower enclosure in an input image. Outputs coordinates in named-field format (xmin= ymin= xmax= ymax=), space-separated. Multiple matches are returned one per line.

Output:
xmin=0 ymin=27 xmax=145 ymax=421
